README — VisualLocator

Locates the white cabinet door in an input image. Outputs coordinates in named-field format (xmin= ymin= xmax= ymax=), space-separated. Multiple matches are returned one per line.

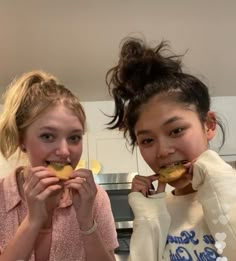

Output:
xmin=83 ymin=101 xmax=139 ymax=174
xmin=87 ymin=130 xmax=138 ymax=174
xmin=210 ymin=96 xmax=236 ymax=157
xmin=82 ymin=101 xmax=114 ymax=132
xmin=78 ymin=132 xmax=89 ymax=169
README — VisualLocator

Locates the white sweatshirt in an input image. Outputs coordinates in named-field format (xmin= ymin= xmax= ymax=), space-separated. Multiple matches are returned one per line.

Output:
xmin=128 ymin=150 xmax=236 ymax=260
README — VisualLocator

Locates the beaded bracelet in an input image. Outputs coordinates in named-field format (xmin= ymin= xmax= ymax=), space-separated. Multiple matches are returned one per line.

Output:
xmin=80 ymin=220 xmax=97 ymax=235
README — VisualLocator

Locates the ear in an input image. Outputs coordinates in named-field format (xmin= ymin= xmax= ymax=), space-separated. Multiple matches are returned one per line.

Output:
xmin=205 ymin=111 xmax=217 ymax=141
xmin=20 ymin=144 xmax=27 ymax=152
xmin=19 ymin=136 xmax=27 ymax=152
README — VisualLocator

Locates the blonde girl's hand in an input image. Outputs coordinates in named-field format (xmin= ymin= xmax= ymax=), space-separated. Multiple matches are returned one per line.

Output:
xmin=23 ymin=166 xmax=63 ymax=227
xmin=64 ymin=169 xmax=97 ymax=230
xmin=131 ymin=174 xmax=162 ymax=197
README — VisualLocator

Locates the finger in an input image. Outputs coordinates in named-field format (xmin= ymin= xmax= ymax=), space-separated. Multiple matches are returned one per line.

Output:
xmin=133 ymin=175 xmax=154 ymax=189
xmin=36 ymin=184 xmax=62 ymax=201
xmin=70 ymin=168 xmax=92 ymax=179
xmin=142 ymin=188 xmax=148 ymax=197
xmin=66 ymin=178 xmax=97 ymax=196
xmin=29 ymin=177 xmax=61 ymax=197
xmin=131 ymin=181 xmax=149 ymax=194
xmin=132 ymin=176 xmax=146 ymax=184
xmin=148 ymin=174 xmax=159 ymax=182
xmin=185 ymin=171 xmax=193 ymax=181
xmin=156 ymin=181 xmax=167 ymax=193
xmin=64 ymin=177 xmax=85 ymax=185
xmin=25 ymin=167 xmax=57 ymax=191
xmin=65 ymin=176 xmax=97 ymax=193
xmin=132 ymin=179 xmax=148 ymax=190
xmin=66 ymin=183 xmax=90 ymax=197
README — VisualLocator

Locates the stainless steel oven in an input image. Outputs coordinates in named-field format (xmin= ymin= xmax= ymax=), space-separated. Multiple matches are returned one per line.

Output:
xmin=94 ymin=172 xmax=136 ymax=258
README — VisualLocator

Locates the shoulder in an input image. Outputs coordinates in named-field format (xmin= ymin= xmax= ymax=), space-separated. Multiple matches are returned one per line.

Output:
xmin=0 ymin=168 xmax=23 ymax=212
xmin=0 ymin=174 xmax=11 ymax=202
xmin=93 ymin=184 xmax=114 ymax=218
xmin=94 ymin=184 xmax=110 ymax=204
xmin=194 ymin=149 xmax=234 ymax=176
xmin=0 ymin=176 xmax=5 ymax=204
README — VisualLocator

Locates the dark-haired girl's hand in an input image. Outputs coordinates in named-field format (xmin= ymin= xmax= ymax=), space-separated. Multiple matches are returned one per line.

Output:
xmin=23 ymin=166 xmax=63 ymax=228
xmin=64 ymin=169 xmax=97 ymax=231
xmin=183 ymin=159 xmax=197 ymax=181
xmin=131 ymin=174 xmax=162 ymax=197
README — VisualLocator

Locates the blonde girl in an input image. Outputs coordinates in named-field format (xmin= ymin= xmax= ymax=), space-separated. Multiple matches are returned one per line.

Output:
xmin=0 ymin=71 xmax=118 ymax=261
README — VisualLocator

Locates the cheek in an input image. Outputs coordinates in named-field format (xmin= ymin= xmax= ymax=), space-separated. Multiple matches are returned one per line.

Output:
xmin=71 ymin=143 xmax=83 ymax=158
xmin=177 ymin=132 xmax=208 ymax=160
xmin=139 ymin=147 xmax=155 ymax=167
xmin=26 ymin=147 xmax=48 ymax=167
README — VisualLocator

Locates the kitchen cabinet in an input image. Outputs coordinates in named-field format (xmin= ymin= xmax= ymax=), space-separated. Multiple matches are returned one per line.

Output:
xmin=80 ymin=101 xmax=139 ymax=174
xmin=210 ymin=96 xmax=236 ymax=160
xmin=87 ymin=130 xmax=138 ymax=174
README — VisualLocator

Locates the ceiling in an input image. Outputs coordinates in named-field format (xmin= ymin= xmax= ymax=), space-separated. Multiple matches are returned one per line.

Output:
xmin=1 ymin=0 xmax=236 ymax=101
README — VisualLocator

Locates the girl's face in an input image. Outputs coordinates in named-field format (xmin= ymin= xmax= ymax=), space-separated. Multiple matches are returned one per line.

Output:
xmin=135 ymin=95 xmax=216 ymax=189
xmin=21 ymin=104 xmax=83 ymax=169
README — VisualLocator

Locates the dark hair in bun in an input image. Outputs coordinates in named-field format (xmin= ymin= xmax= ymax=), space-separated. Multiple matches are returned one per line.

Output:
xmin=106 ymin=37 xmax=225 ymax=149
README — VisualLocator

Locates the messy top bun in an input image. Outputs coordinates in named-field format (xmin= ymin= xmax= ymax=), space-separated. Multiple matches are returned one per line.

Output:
xmin=106 ymin=39 xmax=182 ymax=130
xmin=106 ymin=37 xmax=224 ymax=149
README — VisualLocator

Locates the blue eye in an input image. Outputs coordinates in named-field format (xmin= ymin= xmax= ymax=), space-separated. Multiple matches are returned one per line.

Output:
xmin=40 ymin=133 xmax=54 ymax=142
xmin=68 ymin=135 xmax=82 ymax=144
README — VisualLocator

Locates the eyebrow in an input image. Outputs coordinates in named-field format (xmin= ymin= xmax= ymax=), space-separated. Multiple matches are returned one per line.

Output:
xmin=136 ymin=116 xmax=183 ymax=136
xmin=39 ymin=126 xmax=83 ymax=133
xmin=163 ymin=116 xmax=183 ymax=126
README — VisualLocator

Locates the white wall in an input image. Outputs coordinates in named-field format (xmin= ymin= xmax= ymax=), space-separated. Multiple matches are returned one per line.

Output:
xmin=0 ymin=1 xmax=236 ymax=101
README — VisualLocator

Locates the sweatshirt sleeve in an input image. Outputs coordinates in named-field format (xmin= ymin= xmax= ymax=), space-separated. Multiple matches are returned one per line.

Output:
xmin=128 ymin=192 xmax=171 ymax=261
xmin=192 ymin=149 xmax=236 ymax=259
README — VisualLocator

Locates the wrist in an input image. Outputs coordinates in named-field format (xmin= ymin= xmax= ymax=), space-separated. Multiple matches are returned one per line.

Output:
xmin=79 ymin=217 xmax=94 ymax=231
xmin=79 ymin=219 xmax=97 ymax=236
xmin=24 ymin=215 xmax=43 ymax=233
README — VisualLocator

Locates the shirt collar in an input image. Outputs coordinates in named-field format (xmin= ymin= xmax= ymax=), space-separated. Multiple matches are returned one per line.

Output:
xmin=4 ymin=167 xmax=23 ymax=212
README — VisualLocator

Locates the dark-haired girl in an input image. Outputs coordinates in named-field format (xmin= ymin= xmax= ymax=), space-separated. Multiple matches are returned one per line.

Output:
xmin=106 ymin=38 xmax=236 ymax=260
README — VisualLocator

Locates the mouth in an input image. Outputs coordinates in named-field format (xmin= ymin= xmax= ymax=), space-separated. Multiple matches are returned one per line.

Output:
xmin=45 ymin=161 xmax=71 ymax=168
xmin=159 ymin=160 xmax=188 ymax=169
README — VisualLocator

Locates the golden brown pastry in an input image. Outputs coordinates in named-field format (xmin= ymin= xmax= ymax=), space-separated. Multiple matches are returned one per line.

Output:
xmin=159 ymin=163 xmax=186 ymax=183
xmin=48 ymin=163 xmax=73 ymax=180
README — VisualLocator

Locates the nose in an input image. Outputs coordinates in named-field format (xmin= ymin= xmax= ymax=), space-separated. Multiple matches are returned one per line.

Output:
xmin=156 ymin=137 xmax=175 ymax=158
xmin=55 ymin=140 xmax=70 ymax=157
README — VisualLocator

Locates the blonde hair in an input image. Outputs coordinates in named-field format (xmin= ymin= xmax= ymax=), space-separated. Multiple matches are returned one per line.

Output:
xmin=0 ymin=70 xmax=86 ymax=159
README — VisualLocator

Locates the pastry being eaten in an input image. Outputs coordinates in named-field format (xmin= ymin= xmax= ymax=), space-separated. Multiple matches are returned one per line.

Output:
xmin=48 ymin=163 xmax=73 ymax=180
xmin=158 ymin=162 xmax=187 ymax=183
